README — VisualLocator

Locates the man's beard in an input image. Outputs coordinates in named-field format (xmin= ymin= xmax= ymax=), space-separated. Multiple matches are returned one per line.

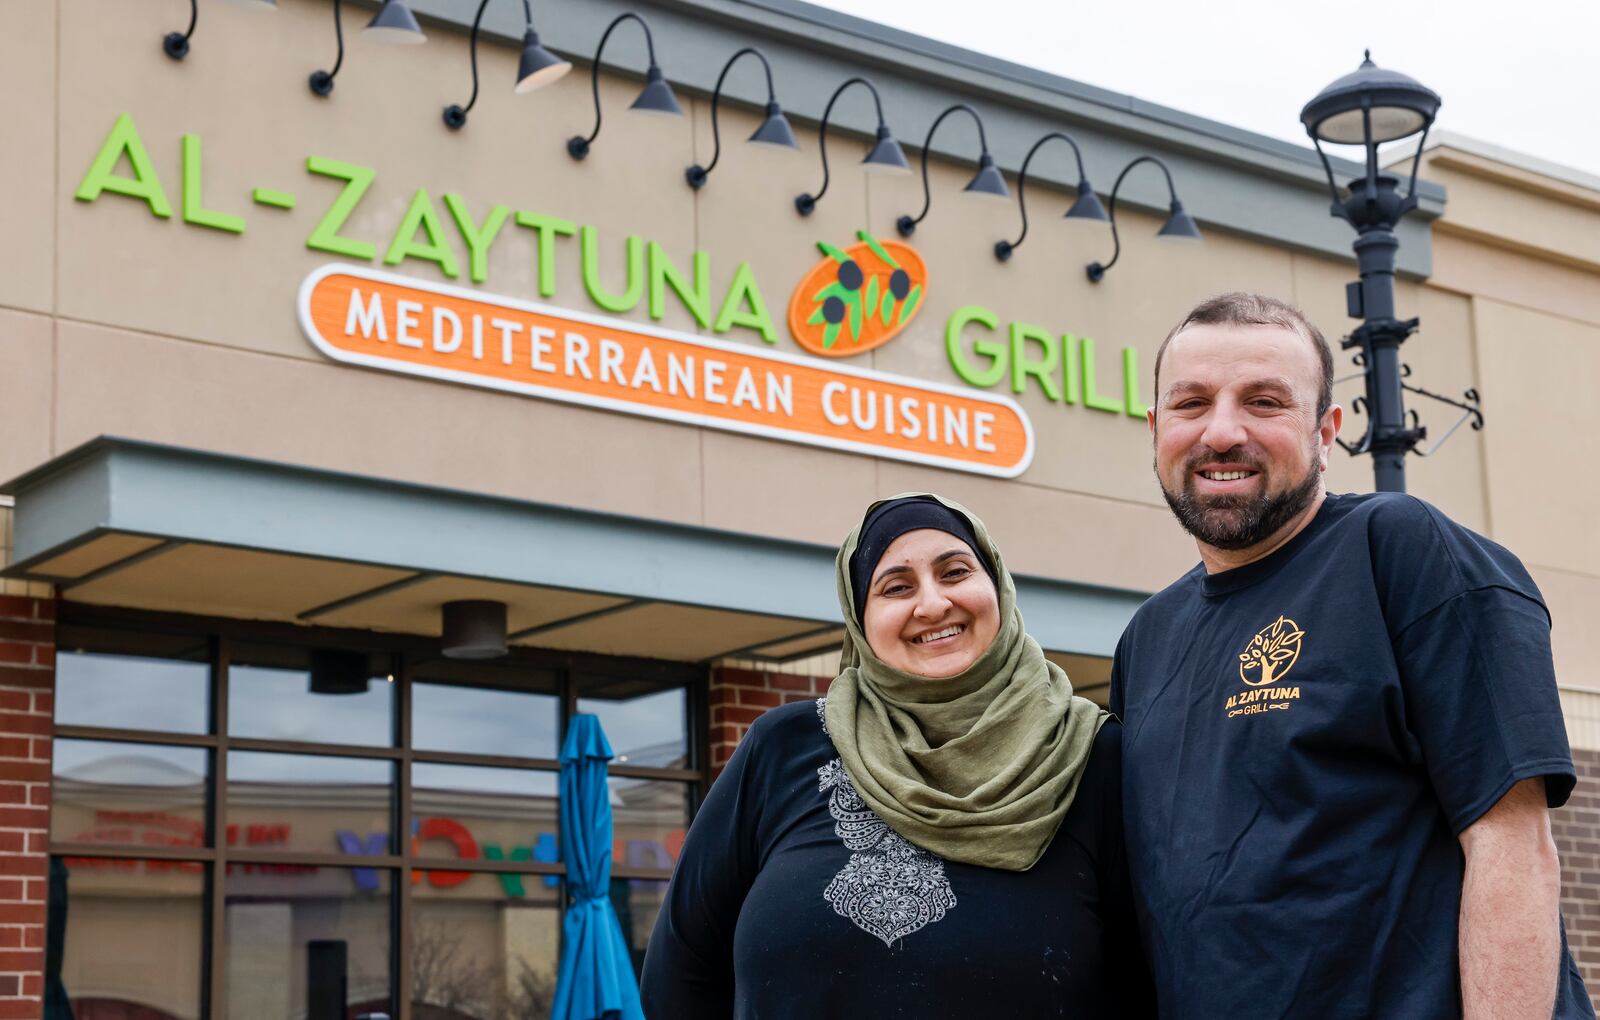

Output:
xmin=1159 ymin=446 xmax=1322 ymax=552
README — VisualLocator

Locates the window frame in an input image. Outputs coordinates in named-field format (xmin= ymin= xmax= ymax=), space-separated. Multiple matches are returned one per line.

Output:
xmin=49 ymin=602 xmax=709 ymax=1020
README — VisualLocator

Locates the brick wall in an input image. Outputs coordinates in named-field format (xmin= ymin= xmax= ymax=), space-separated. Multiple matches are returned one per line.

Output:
xmin=707 ymin=667 xmax=833 ymax=773
xmin=0 ymin=596 xmax=53 ymax=1018
xmin=1555 ymin=747 xmax=1600 ymax=1009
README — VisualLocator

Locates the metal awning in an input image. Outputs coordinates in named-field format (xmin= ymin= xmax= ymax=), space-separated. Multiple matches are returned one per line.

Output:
xmin=2 ymin=438 xmax=1146 ymax=663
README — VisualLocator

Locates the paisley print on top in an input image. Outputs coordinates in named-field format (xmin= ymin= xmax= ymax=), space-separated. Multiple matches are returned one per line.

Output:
xmin=815 ymin=698 xmax=957 ymax=946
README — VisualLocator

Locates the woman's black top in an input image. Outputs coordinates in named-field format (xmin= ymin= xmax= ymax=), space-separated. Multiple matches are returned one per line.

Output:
xmin=640 ymin=698 xmax=1154 ymax=1018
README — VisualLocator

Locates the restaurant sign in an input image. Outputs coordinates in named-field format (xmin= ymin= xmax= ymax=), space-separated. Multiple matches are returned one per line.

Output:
xmin=300 ymin=265 xmax=1034 ymax=477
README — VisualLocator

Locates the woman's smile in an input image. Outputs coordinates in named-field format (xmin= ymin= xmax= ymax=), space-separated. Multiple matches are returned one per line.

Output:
xmin=865 ymin=528 xmax=1000 ymax=678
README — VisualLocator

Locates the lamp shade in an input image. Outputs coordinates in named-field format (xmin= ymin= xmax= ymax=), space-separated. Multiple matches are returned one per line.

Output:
xmin=862 ymin=126 xmax=911 ymax=175
xmin=442 ymin=600 xmax=508 ymax=660
xmin=309 ymin=650 xmax=372 ymax=695
xmin=1300 ymin=53 xmax=1440 ymax=145
xmin=630 ymin=65 xmax=684 ymax=117
xmin=963 ymin=153 xmax=1010 ymax=199
xmin=363 ymin=0 xmax=427 ymax=44
xmin=748 ymin=102 xmax=800 ymax=149
xmin=1158 ymin=200 xmax=1203 ymax=240
xmin=1064 ymin=179 xmax=1109 ymax=222
xmin=516 ymin=29 xmax=571 ymax=92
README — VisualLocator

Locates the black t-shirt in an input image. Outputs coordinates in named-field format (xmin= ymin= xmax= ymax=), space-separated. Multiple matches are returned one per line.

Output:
xmin=639 ymin=698 xmax=1155 ymax=1019
xmin=1111 ymin=492 xmax=1591 ymax=1019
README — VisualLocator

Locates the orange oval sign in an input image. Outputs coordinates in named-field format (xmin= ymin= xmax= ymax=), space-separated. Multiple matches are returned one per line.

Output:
xmin=787 ymin=231 xmax=927 ymax=358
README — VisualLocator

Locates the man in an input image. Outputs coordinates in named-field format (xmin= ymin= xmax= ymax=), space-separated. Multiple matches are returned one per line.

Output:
xmin=1110 ymin=292 xmax=1593 ymax=1018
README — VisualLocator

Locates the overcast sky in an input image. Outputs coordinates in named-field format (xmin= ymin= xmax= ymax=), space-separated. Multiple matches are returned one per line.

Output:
xmin=807 ymin=0 xmax=1599 ymax=179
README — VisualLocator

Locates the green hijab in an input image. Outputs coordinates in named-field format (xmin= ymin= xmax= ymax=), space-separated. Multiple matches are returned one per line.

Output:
xmin=824 ymin=493 xmax=1107 ymax=871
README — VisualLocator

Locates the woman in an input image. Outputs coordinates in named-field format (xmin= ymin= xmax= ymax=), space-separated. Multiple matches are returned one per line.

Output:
xmin=640 ymin=494 xmax=1153 ymax=1017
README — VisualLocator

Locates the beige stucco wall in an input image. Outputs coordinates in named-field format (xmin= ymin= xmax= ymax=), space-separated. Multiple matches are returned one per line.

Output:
xmin=1409 ymin=145 xmax=1600 ymax=699
xmin=2 ymin=0 xmax=1588 ymax=668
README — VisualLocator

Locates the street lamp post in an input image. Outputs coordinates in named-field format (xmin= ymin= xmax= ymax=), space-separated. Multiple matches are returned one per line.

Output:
xmin=1300 ymin=52 xmax=1441 ymax=493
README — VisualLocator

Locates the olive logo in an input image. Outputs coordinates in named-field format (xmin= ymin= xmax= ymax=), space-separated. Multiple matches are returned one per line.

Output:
xmin=1238 ymin=615 xmax=1304 ymax=686
xmin=787 ymin=230 xmax=927 ymax=358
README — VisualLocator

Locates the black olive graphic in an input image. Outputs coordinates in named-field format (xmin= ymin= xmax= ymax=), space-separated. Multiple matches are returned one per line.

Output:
xmin=822 ymin=296 xmax=846 ymax=324
xmin=889 ymin=268 xmax=911 ymax=300
xmin=837 ymin=260 xmax=864 ymax=291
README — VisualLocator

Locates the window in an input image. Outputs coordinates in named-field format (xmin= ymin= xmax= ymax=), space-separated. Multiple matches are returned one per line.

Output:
xmin=48 ymin=614 xmax=703 ymax=1020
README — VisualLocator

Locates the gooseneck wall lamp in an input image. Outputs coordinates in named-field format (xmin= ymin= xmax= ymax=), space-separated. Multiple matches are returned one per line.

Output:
xmin=443 ymin=0 xmax=571 ymax=129
xmin=794 ymin=77 xmax=910 ymax=216
xmin=1084 ymin=155 xmax=1201 ymax=282
xmin=1301 ymin=51 xmax=1449 ymax=494
xmin=993 ymin=131 xmax=1107 ymax=261
xmin=310 ymin=0 xmax=427 ymax=97
xmin=685 ymin=47 xmax=799 ymax=189
xmin=895 ymin=103 xmax=1009 ymax=237
xmin=566 ymin=12 xmax=682 ymax=160
xmin=164 ymin=0 xmax=277 ymax=61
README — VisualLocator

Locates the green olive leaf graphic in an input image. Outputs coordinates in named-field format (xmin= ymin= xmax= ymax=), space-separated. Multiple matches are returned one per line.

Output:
xmin=817 ymin=241 xmax=850 ymax=263
xmin=898 ymin=284 xmax=921 ymax=323
xmin=855 ymin=230 xmax=902 ymax=269
xmin=863 ymin=276 xmax=880 ymax=319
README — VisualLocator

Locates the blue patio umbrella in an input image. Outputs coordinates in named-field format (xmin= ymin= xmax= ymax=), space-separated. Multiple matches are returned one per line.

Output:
xmin=551 ymin=714 xmax=645 ymax=1020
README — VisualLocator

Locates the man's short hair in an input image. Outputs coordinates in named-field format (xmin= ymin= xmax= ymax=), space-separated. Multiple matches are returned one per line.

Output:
xmin=1154 ymin=293 xmax=1335 ymax=420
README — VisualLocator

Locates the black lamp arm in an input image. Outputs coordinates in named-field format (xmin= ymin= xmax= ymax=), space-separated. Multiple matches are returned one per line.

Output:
xmin=1401 ymin=122 xmax=1431 ymax=213
xmin=902 ymin=103 xmax=989 ymax=231
xmin=804 ymin=76 xmax=887 ymax=208
xmin=163 ymin=0 xmax=199 ymax=58
xmin=1308 ymin=136 xmax=1349 ymax=222
xmin=577 ymin=12 xmax=660 ymax=149
xmin=308 ymin=0 xmax=347 ymax=94
xmin=451 ymin=0 xmax=495 ymax=120
xmin=701 ymin=47 xmax=777 ymax=178
xmin=1001 ymin=131 xmax=1088 ymax=254
xmin=1090 ymin=154 xmax=1178 ymax=279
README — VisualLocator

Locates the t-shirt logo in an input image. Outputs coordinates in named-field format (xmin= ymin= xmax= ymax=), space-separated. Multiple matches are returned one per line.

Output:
xmin=1238 ymin=615 xmax=1304 ymax=686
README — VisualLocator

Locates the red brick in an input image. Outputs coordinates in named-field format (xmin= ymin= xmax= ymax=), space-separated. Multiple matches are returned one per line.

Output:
xmin=711 ymin=706 xmax=764 ymax=726
xmin=23 ymin=788 xmax=45 ymax=808
xmin=0 ymin=740 xmax=32 ymax=762
xmin=0 ymin=598 xmax=36 ymax=622
xmin=0 ymin=881 xmax=26 ymax=905
xmin=29 ymin=648 xmax=50 ymax=669
xmin=19 ymin=972 xmax=39 ymax=997
xmin=0 ymin=622 xmax=48 ymax=645
xmin=33 ymin=601 xmax=52 ymax=623
xmin=0 ymin=859 xmax=44 ymax=880
xmin=0 ymin=716 xmax=47 ymax=739
xmin=0 ymin=904 xmax=42 ymax=925
xmin=0 ymin=999 xmax=40 ymax=1018
xmin=0 ymin=765 xmax=50 ymax=785
xmin=0 ymin=695 xmax=28 ymax=715
xmin=0 ymin=788 xmax=25 ymax=807
xmin=26 ymin=695 xmax=47 ymax=717
xmin=765 ymin=674 xmax=814 ymax=692
xmin=0 ymin=811 xmax=45 ymax=832
xmin=0 ymin=647 xmax=31 ymax=667
xmin=26 ymin=741 xmax=46 ymax=763
xmin=0 ymin=670 xmax=49 ymax=691
xmin=714 ymin=668 xmax=765 ymax=687
xmin=0 ymin=948 xmax=40 ymax=972
xmin=21 ymin=835 xmax=42 ymax=856
xmin=21 ymin=927 xmax=39 ymax=949
xmin=814 ymin=675 xmax=833 ymax=694
xmin=735 ymin=688 xmax=782 ymax=708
